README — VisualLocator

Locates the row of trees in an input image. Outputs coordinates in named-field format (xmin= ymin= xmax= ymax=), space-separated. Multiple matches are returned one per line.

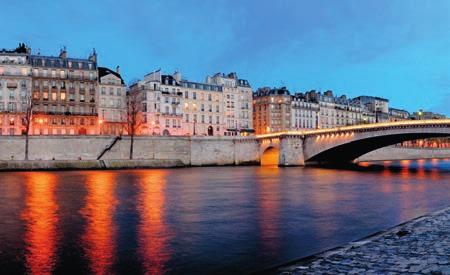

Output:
xmin=22 ymin=91 xmax=142 ymax=160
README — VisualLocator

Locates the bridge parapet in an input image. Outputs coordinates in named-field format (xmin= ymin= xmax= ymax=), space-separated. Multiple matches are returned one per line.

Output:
xmin=256 ymin=120 xmax=450 ymax=165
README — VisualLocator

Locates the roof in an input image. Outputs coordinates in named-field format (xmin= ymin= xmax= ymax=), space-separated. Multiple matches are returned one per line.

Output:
xmin=98 ymin=66 xmax=124 ymax=84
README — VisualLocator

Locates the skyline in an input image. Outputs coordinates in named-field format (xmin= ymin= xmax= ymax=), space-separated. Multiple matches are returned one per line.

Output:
xmin=2 ymin=0 xmax=449 ymax=115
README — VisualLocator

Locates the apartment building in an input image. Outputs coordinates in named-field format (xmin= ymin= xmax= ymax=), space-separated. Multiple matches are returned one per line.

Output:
xmin=0 ymin=44 xmax=32 ymax=135
xmin=30 ymin=48 xmax=99 ymax=135
xmin=206 ymin=72 xmax=253 ymax=136
xmin=98 ymin=66 xmax=126 ymax=135
xmin=291 ymin=92 xmax=319 ymax=130
xmin=253 ymin=87 xmax=291 ymax=134
xmin=131 ymin=70 xmax=253 ymax=136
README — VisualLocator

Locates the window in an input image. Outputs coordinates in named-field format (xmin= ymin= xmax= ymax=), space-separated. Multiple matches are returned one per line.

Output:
xmin=186 ymin=114 xmax=189 ymax=122
xmin=109 ymin=87 xmax=113 ymax=95
xmin=184 ymin=91 xmax=188 ymax=98
xmin=52 ymin=92 xmax=57 ymax=101
xmin=117 ymin=88 xmax=121 ymax=96
xmin=80 ymin=94 xmax=85 ymax=102
xmin=61 ymin=91 xmax=66 ymax=100
xmin=193 ymin=92 xmax=197 ymax=99
xmin=101 ymin=87 xmax=106 ymax=95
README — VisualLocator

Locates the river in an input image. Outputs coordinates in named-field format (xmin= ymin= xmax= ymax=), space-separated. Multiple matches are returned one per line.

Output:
xmin=0 ymin=159 xmax=449 ymax=274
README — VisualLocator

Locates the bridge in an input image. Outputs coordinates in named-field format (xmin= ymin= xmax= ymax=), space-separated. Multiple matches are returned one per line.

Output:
xmin=256 ymin=119 xmax=450 ymax=166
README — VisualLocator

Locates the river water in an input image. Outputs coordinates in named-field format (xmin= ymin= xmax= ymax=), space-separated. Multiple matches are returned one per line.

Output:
xmin=0 ymin=159 xmax=449 ymax=274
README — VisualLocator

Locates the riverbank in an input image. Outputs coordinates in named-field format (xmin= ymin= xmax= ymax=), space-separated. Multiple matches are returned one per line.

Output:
xmin=276 ymin=207 xmax=450 ymax=274
xmin=0 ymin=159 xmax=186 ymax=171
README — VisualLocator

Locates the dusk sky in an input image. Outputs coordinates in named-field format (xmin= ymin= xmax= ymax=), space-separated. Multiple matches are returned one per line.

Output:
xmin=2 ymin=0 xmax=449 ymax=115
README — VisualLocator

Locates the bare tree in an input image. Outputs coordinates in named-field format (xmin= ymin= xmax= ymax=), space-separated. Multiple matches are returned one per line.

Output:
xmin=23 ymin=93 xmax=35 ymax=160
xmin=126 ymin=91 xmax=142 ymax=159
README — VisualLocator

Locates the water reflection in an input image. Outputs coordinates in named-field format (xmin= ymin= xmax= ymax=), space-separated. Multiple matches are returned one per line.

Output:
xmin=137 ymin=171 xmax=172 ymax=274
xmin=22 ymin=173 xmax=59 ymax=275
xmin=80 ymin=172 xmax=117 ymax=275
xmin=0 ymin=160 xmax=448 ymax=274
xmin=255 ymin=166 xmax=281 ymax=256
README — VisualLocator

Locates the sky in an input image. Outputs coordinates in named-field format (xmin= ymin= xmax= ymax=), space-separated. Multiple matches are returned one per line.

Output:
xmin=2 ymin=0 xmax=449 ymax=115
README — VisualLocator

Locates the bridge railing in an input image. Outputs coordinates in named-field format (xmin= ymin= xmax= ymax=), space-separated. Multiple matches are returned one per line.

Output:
xmin=256 ymin=119 xmax=450 ymax=139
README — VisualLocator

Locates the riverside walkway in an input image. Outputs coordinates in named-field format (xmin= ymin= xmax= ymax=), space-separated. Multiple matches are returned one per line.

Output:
xmin=278 ymin=207 xmax=450 ymax=274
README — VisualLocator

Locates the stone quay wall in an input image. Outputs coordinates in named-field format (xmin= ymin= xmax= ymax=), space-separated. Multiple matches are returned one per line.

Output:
xmin=0 ymin=135 xmax=261 ymax=170
xmin=0 ymin=136 xmax=449 ymax=171
xmin=356 ymin=146 xmax=450 ymax=162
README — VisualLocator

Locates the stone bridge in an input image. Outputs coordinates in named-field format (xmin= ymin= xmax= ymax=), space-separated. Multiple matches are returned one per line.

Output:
xmin=256 ymin=120 xmax=450 ymax=166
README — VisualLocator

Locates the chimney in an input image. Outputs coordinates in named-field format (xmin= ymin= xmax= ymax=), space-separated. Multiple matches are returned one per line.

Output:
xmin=173 ymin=71 xmax=181 ymax=82
xmin=116 ymin=65 xmax=120 ymax=74
xmin=59 ymin=46 xmax=67 ymax=59
xmin=89 ymin=48 xmax=97 ymax=63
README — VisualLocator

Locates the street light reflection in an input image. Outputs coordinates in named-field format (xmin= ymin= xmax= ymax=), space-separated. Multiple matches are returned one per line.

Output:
xmin=22 ymin=173 xmax=59 ymax=275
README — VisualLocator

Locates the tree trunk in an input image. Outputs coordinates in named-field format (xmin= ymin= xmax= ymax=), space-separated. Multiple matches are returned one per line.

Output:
xmin=130 ymin=134 xmax=134 ymax=159
xmin=25 ymin=133 xmax=29 ymax=161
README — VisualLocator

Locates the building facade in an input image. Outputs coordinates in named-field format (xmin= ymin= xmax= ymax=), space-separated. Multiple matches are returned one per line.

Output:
xmin=389 ymin=108 xmax=410 ymax=121
xmin=30 ymin=48 xmax=99 ymax=135
xmin=291 ymin=92 xmax=319 ymax=130
xmin=253 ymin=87 xmax=291 ymax=134
xmin=0 ymin=44 xmax=32 ymax=135
xmin=411 ymin=109 xmax=446 ymax=120
xmin=353 ymin=95 xmax=389 ymax=123
xmin=130 ymin=70 xmax=253 ymax=136
xmin=206 ymin=72 xmax=253 ymax=135
xmin=98 ymin=66 xmax=126 ymax=135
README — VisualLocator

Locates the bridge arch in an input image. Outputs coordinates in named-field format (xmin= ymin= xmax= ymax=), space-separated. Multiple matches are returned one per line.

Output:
xmin=261 ymin=146 xmax=280 ymax=166
xmin=259 ymin=138 xmax=281 ymax=166
xmin=304 ymin=125 xmax=450 ymax=164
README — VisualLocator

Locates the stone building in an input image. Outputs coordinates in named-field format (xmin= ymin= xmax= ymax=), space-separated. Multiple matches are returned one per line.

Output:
xmin=291 ymin=92 xmax=319 ymax=130
xmin=130 ymin=70 xmax=188 ymax=136
xmin=130 ymin=70 xmax=253 ymax=136
xmin=353 ymin=95 xmax=389 ymax=123
xmin=98 ymin=66 xmax=126 ymax=135
xmin=411 ymin=109 xmax=446 ymax=120
xmin=389 ymin=108 xmax=410 ymax=121
xmin=30 ymin=48 xmax=99 ymax=135
xmin=0 ymin=44 xmax=32 ymax=135
xmin=253 ymin=87 xmax=291 ymax=134
xmin=206 ymin=72 xmax=253 ymax=136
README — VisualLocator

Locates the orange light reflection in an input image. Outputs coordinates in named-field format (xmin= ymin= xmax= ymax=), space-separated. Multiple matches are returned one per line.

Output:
xmin=22 ymin=173 xmax=59 ymax=275
xmin=81 ymin=172 xmax=118 ymax=275
xmin=137 ymin=171 xmax=172 ymax=274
